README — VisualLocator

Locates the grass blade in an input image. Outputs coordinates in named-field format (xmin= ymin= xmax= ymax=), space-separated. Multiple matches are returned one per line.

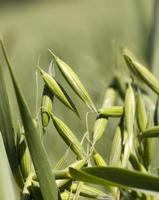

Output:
xmin=70 ymin=167 xmax=159 ymax=194
xmin=0 ymin=39 xmax=58 ymax=200
xmin=0 ymin=133 xmax=17 ymax=200
xmin=0 ymin=62 xmax=23 ymax=187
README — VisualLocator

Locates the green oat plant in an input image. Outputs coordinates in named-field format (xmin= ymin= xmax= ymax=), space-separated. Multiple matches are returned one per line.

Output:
xmin=1 ymin=37 xmax=159 ymax=200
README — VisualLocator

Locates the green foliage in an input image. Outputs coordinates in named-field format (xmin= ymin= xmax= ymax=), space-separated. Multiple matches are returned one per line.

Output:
xmin=0 ymin=2 xmax=159 ymax=198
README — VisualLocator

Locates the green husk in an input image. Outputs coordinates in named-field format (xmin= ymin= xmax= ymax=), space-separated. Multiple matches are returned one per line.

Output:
xmin=49 ymin=50 xmax=96 ymax=112
xmin=52 ymin=115 xmax=85 ymax=159
xmin=136 ymin=90 xmax=147 ymax=132
xmin=41 ymin=84 xmax=54 ymax=128
xmin=142 ymin=111 xmax=155 ymax=170
xmin=124 ymin=83 xmax=135 ymax=136
xmin=39 ymin=67 xmax=77 ymax=114
xmin=123 ymin=48 xmax=159 ymax=95
xmin=58 ymin=82 xmax=80 ymax=118
xmin=17 ymin=134 xmax=31 ymax=180
xmin=98 ymin=106 xmax=124 ymax=118
xmin=140 ymin=125 xmax=159 ymax=138
xmin=93 ymin=150 xmax=107 ymax=167
xmin=122 ymin=83 xmax=135 ymax=167
xmin=93 ymin=87 xmax=116 ymax=144
xmin=109 ymin=125 xmax=122 ymax=166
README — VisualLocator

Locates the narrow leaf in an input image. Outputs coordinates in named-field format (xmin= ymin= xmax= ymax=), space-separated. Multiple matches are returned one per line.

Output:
xmin=70 ymin=167 xmax=159 ymax=194
xmin=0 ymin=39 xmax=58 ymax=200
xmin=0 ymin=133 xmax=17 ymax=200
xmin=0 ymin=62 xmax=23 ymax=187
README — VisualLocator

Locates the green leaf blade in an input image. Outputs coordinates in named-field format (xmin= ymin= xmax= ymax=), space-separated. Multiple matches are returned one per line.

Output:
xmin=1 ymin=39 xmax=59 ymax=200
xmin=70 ymin=167 xmax=159 ymax=194
xmin=0 ymin=63 xmax=23 ymax=187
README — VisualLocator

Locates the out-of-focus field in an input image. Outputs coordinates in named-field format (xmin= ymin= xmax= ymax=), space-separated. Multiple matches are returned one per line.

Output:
xmin=0 ymin=0 xmax=157 ymax=164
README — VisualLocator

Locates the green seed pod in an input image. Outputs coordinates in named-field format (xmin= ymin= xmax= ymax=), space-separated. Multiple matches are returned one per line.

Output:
xmin=98 ymin=106 xmax=124 ymax=118
xmin=39 ymin=67 xmax=76 ymax=113
xmin=93 ymin=150 xmax=107 ymax=166
xmin=52 ymin=115 xmax=85 ymax=159
xmin=143 ymin=138 xmax=154 ymax=170
xmin=142 ymin=113 xmax=155 ymax=169
xmin=122 ymin=83 xmax=135 ymax=167
xmin=136 ymin=90 xmax=147 ymax=132
xmin=58 ymin=82 xmax=80 ymax=118
xmin=109 ymin=125 xmax=122 ymax=166
xmin=121 ymin=130 xmax=131 ymax=167
xmin=122 ymin=84 xmax=135 ymax=167
xmin=17 ymin=133 xmax=31 ymax=180
xmin=93 ymin=87 xmax=116 ymax=144
xmin=141 ymin=125 xmax=159 ymax=138
xmin=49 ymin=50 xmax=96 ymax=112
xmin=41 ymin=84 xmax=54 ymax=127
xmin=123 ymin=48 xmax=159 ymax=95
xmin=125 ymin=83 xmax=135 ymax=136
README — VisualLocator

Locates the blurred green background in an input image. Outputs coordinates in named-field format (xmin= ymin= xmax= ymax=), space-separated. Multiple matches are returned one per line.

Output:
xmin=0 ymin=0 xmax=158 ymax=166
